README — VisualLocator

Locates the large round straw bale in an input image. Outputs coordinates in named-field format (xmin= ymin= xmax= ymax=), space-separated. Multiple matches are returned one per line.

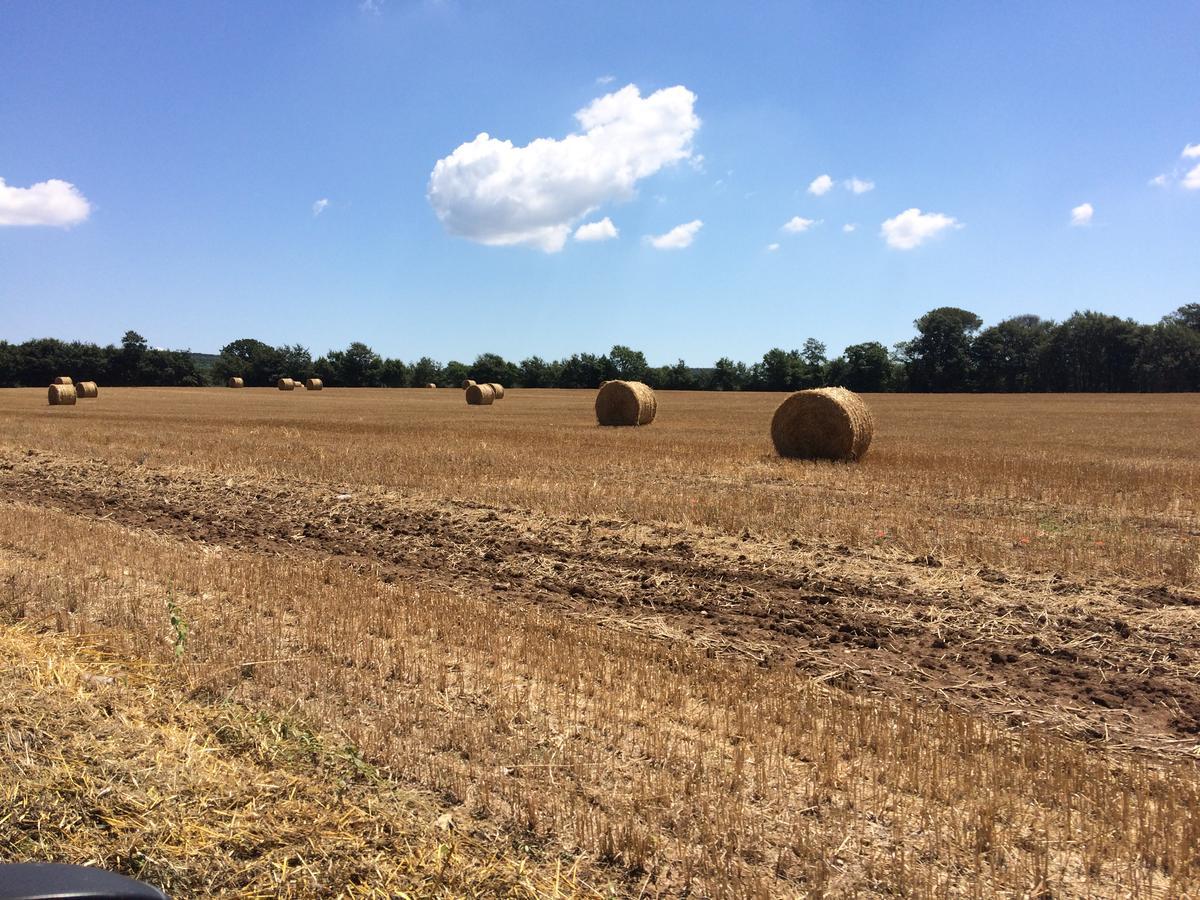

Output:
xmin=595 ymin=380 xmax=656 ymax=426
xmin=75 ymin=381 xmax=99 ymax=399
xmin=770 ymin=387 xmax=874 ymax=461
xmin=277 ymin=378 xmax=296 ymax=391
xmin=425 ymin=383 xmax=437 ymax=389
xmin=52 ymin=376 xmax=72 ymax=385
xmin=304 ymin=378 xmax=323 ymax=391
xmin=227 ymin=377 xmax=245 ymax=388
xmin=462 ymin=379 xmax=476 ymax=390
xmin=465 ymin=383 xmax=495 ymax=405
xmin=48 ymin=384 xmax=77 ymax=406
xmin=487 ymin=383 xmax=505 ymax=399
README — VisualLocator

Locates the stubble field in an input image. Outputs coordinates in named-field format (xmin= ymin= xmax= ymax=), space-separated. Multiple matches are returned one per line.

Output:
xmin=1 ymin=387 xmax=1198 ymax=897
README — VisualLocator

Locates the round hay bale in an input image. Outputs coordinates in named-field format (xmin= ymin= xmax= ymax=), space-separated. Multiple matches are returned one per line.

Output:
xmin=462 ymin=379 xmax=476 ymax=390
xmin=425 ymin=383 xmax=437 ymax=389
xmin=75 ymin=381 xmax=99 ymax=399
xmin=52 ymin=376 xmax=72 ymax=385
xmin=48 ymin=383 xmax=77 ymax=406
xmin=227 ymin=377 xmax=245 ymax=388
xmin=465 ymin=383 xmax=495 ymax=405
xmin=770 ymin=387 xmax=874 ymax=461
xmin=277 ymin=378 xmax=296 ymax=391
xmin=488 ymin=383 xmax=505 ymax=399
xmin=595 ymin=380 xmax=656 ymax=426
xmin=304 ymin=378 xmax=323 ymax=391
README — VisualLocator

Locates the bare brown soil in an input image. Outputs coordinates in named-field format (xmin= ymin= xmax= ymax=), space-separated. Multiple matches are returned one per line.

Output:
xmin=4 ymin=446 xmax=1197 ymax=757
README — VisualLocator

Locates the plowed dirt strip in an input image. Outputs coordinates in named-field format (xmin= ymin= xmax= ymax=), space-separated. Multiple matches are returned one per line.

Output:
xmin=2 ymin=447 xmax=1198 ymax=755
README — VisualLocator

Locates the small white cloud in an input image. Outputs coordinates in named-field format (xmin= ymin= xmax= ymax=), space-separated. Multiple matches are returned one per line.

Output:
xmin=782 ymin=215 xmax=819 ymax=233
xmin=312 ymin=198 xmax=329 ymax=217
xmin=1182 ymin=143 xmax=1200 ymax=159
xmin=842 ymin=223 xmax=857 ymax=233
xmin=646 ymin=219 xmax=702 ymax=249
xmin=880 ymin=208 xmax=962 ymax=250
xmin=1184 ymin=163 xmax=1200 ymax=191
xmin=1149 ymin=174 xmax=1168 ymax=187
xmin=0 ymin=176 xmax=91 ymax=227
xmin=845 ymin=177 xmax=875 ymax=194
xmin=428 ymin=84 xmax=699 ymax=253
xmin=573 ymin=217 xmax=618 ymax=241
xmin=766 ymin=242 xmax=780 ymax=251
xmin=596 ymin=74 xmax=616 ymax=85
xmin=359 ymin=0 xmax=383 ymax=13
xmin=808 ymin=174 xmax=833 ymax=196
xmin=1070 ymin=202 xmax=1094 ymax=226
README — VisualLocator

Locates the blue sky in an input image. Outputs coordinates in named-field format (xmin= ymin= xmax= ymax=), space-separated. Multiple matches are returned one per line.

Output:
xmin=2 ymin=1 xmax=1198 ymax=364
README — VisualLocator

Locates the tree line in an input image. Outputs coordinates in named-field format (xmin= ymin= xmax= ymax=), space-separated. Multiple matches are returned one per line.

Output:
xmin=2 ymin=305 xmax=1198 ymax=392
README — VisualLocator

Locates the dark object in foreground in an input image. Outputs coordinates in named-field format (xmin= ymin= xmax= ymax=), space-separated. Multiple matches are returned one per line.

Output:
xmin=0 ymin=864 xmax=166 ymax=900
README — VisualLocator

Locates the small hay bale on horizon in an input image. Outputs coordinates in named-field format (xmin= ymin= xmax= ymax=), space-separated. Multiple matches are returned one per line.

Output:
xmin=52 ymin=376 xmax=72 ymax=385
xmin=465 ymin=383 xmax=495 ymax=405
xmin=75 ymin=381 xmax=99 ymax=399
xmin=425 ymin=383 xmax=437 ymax=389
xmin=488 ymin=383 xmax=505 ymax=399
xmin=462 ymin=379 xmax=476 ymax=390
xmin=305 ymin=378 xmax=323 ymax=391
xmin=770 ymin=386 xmax=874 ymax=461
xmin=227 ymin=377 xmax=245 ymax=388
xmin=595 ymin=380 xmax=656 ymax=426
xmin=48 ymin=384 xmax=77 ymax=406
xmin=277 ymin=378 xmax=296 ymax=391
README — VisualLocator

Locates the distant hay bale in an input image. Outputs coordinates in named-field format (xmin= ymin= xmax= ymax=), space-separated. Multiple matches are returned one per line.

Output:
xmin=304 ymin=378 xmax=323 ymax=391
xmin=227 ymin=377 xmax=245 ymax=388
xmin=75 ymin=381 xmax=99 ymax=399
xmin=595 ymin=380 xmax=656 ymax=426
xmin=425 ymin=383 xmax=437 ymax=389
xmin=52 ymin=376 xmax=72 ymax=385
xmin=770 ymin=387 xmax=874 ymax=461
xmin=488 ymin=383 xmax=505 ymax=399
xmin=48 ymin=383 xmax=77 ymax=406
xmin=465 ymin=383 xmax=495 ymax=405
xmin=462 ymin=379 xmax=476 ymax=390
xmin=277 ymin=378 xmax=296 ymax=391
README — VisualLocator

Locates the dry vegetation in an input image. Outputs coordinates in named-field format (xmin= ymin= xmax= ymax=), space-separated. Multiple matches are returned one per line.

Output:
xmin=1 ymin=387 xmax=1199 ymax=897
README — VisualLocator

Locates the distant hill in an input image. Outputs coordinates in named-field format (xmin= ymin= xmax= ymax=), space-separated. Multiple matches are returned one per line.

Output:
xmin=190 ymin=352 xmax=220 ymax=375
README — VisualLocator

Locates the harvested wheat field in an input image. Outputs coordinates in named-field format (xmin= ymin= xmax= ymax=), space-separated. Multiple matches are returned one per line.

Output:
xmin=2 ymin=387 xmax=1199 ymax=897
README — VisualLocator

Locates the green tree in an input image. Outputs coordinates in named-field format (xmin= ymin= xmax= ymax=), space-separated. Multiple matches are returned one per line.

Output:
xmin=971 ymin=315 xmax=1054 ymax=391
xmin=708 ymin=357 xmax=747 ymax=391
xmin=829 ymin=341 xmax=893 ymax=392
xmin=906 ymin=307 xmax=983 ymax=391
xmin=1040 ymin=311 xmax=1144 ymax=391
xmin=608 ymin=345 xmax=649 ymax=382
xmin=326 ymin=341 xmax=382 ymax=386
xmin=1163 ymin=303 xmax=1200 ymax=331
xmin=518 ymin=355 xmax=558 ymax=387
xmin=443 ymin=360 xmax=470 ymax=387
xmin=469 ymin=352 xmax=519 ymax=386
xmin=799 ymin=338 xmax=827 ymax=388
xmin=212 ymin=338 xmax=283 ymax=386
xmin=1135 ymin=323 xmax=1200 ymax=391
xmin=379 ymin=358 xmax=410 ymax=387
xmin=409 ymin=356 xmax=443 ymax=387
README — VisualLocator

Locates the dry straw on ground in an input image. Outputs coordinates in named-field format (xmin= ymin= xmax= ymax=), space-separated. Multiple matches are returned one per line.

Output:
xmin=462 ymin=379 xmax=476 ymax=389
xmin=226 ymin=377 xmax=244 ymax=388
xmin=304 ymin=378 xmax=323 ymax=391
xmin=47 ymin=384 xmax=77 ymax=406
xmin=52 ymin=376 xmax=72 ymax=385
xmin=771 ymin=386 xmax=874 ymax=461
xmin=277 ymin=378 xmax=295 ymax=391
xmin=75 ymin=381 xmax=99 ymax=399
xmin=595 ymin=380 xmax=656 ymax=426
xmin=488 ymin=383 xmax=505 ymax=399
xmin=465 ymin=383 xmax=495 ymax=405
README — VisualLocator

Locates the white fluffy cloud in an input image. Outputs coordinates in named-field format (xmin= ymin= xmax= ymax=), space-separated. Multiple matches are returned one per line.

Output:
xmin=0 ymin=177 xmax=91 ymax=227
xmin=1185 ymin=164 xmax=1200 ymax=190
xmin=573 ymin=217 xmax=618 ymax=241
xmin=427 ymin=84 xmax=699 ymax=252
xmin=842 ymin=223 xmax=857 ymax=233
xmin=807 ymin=174 xmax=833 ymax=196
xmin=1183 ymin=143 xmax=1200 ymax=159
xmin=880 ymin=208 xmax=961 ymax=250
xmin=646 ymin=219 xmax=702 ymax=249
xmin=845 ymin=177 xmax=874 ymax=194
xmin=312 ymin=198 xmax=329 ymax=216
xmin=766 ymin=242 xmax=780 ymax=251
xmin=1070 ymin=202 xmax=1094 ymax=226
xmin=782 ymin=216 xmax=819 ymax=233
